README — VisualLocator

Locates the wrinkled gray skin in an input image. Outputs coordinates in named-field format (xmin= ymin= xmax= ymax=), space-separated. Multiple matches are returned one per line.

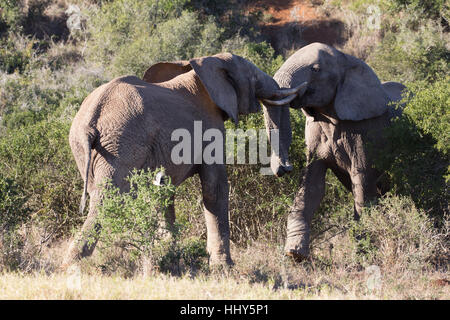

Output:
xmin=63 ymin=53 xmax=301 ymax=269
xmin=263 ymin=43 xmax=406 ymax=261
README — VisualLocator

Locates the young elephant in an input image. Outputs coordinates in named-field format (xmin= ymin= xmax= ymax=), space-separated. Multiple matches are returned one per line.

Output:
xmin=262 ymin=43 xmax=407 ymax=261
xmin=63 ymin=53 xmax=304 ymax=269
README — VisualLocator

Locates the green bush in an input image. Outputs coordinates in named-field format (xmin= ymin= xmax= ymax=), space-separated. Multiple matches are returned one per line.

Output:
xmin=0 ymin=65 xmax=97 ymax=243
xmin=350 ymin=194 xmax=444 ymax=270
xmin=371 ymin=78 xmax=449 ymax=216
xmin=85 ymin=0 xmax=225 ymax=77
xmin=97 ymin=168 xmax=175 ymax=256
xmin=95 ymin=168 xmax=208 ymax=275
xmin=0 ymin=175 xmax=28 ymax=228
xmin=368 ymin=14 xmax=449 ymax=83
xmin=0 ymin=173 xmax=29 ymax=270
xmin=388 ymin=0 xmax=448 ymax=19
xmin=0 ymin=35 xmax=35 ymax=74
xmin=0 ymin=118 xmax=83 ymax=234
xmin=97 ymin=168 xmax=203 ymax=274
xmin=157 ymin=236 xmax=208 ymax=275
xmin=0 ymin=0 xmax=24 ymax=33
xmin=85 ymin=0 xmax=283 ymax=77
xmin=110 ymin=11 xmax=222 ymax=76
xmin=405 ymin=78 xmax=450 ymax=156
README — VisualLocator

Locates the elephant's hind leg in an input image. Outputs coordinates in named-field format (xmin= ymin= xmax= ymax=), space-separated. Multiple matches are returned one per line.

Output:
xmin=62 ymin=163 xmax=123 ymax=269
xmin=62 ymin=189 xmax=102 ymax=268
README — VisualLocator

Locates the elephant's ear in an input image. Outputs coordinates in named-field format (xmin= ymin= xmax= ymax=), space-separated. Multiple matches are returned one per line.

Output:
xmin=334 ymin=55 xmax=389 ymax=121
xmin=142 ymin=61 xmax=192 ymax=83
xmin=189 ymin=55 xmax=239 ymax=124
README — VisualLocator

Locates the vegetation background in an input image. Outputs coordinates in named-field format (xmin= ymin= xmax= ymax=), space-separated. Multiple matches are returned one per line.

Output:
xmin=0 ymin=0 xmax=448 ymax=299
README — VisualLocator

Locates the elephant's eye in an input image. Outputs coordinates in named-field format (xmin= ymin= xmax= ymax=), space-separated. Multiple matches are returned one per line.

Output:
xmin=311 ymin=64 xmax=320 ymax=73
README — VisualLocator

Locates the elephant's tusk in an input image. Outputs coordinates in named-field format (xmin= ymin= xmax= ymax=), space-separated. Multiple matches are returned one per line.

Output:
xmin=274 ymin=82 xmax=308 ymax=98
xmin=262 ymin=93 xmax=298 ymax=106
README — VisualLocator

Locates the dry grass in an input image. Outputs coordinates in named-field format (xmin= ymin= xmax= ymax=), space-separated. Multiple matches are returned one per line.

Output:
xmin=0 ymin=238 xmax=448 ymax=300
xmin=0 ymin=272 xmax=292 ymax=300
xmin=2 ymin=194 xmax=448 ymax=300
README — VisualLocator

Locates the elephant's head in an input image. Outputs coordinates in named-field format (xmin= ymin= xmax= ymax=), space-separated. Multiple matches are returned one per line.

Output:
xmin=143 ymin=53 xmax=305 ymax=125
xmin=263 ymin=42 xmax=390 ymax=176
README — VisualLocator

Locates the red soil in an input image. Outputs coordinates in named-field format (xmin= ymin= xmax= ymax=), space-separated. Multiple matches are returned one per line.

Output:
xmin=245 ymin=0 xmax=347 ymax=54
xmin=247 ymin=0 xmax=320 ymax=25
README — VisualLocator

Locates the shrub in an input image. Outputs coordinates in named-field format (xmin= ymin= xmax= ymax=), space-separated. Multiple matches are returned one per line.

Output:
xmin=0 ymin=0 xmax=24 ymax=33
xmin=157 ymin=236 xmax=208 ymax=275
xmin=0 ymin=34 xmax=34 ymax=74
xmin=0 ymin=175 xmax=28 ymax=229
xmin=350 ymin=194 xmax=445 ymax=271
xmin=0 ymin=118 xmax=83 ymax=236
xmin=0 ymin=173 xmax=29 ymax=270
xmin=96 ymin=168 xmax=207 ymax=275
xmin=85 ymin=1 xmax=225 ymax=77
xmin=0 ymin=62 xmax=101 ymax=245
xmin=368 ymin=16 xmax=449 ymax=83
xmin=85 ymin=0 xmax=282 ymax=77
xmin=388 ymin=0 xmax=448 ymax=19
xmin=405 ymin=78 xmax=450 ymax=156
xmin=110 ymin=11 xmax=223 ymax=76
xmin=97 ymin=168 xmax=176 ymax=259
xmin=372 ymin=78 xmax=449 ymax=216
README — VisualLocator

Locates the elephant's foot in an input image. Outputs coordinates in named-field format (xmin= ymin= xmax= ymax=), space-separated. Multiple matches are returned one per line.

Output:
xmin=60 ymin=248 xmax=80 ymax=273
xmin=61 ymin=223 xmax=101 ymax=270
xmin=209 ymin=252 xmax=234 ymax=267
xmin=284 ymin=235 xmax=310 ymax=262
xmin=60 ymin=239 xmax=93 ymax=272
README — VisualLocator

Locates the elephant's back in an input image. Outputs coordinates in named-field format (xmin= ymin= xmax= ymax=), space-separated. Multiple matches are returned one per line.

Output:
xmin=70 ymin=76 xmax=199 ymax=185
xmin=71 ymin=76 xmax=143 ymax=130
xmin=69 ymin=76 xmax=154 ymax=166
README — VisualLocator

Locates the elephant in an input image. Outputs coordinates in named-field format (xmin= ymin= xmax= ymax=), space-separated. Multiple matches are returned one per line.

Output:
xmin=62 ymin=53 xmax=305 ymax=269
xmin=262 ymin=43 xmax=407 ymax=261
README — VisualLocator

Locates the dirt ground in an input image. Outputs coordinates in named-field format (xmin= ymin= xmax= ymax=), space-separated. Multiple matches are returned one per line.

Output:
xmin=245 ymin=0 xmax=347 ymax=53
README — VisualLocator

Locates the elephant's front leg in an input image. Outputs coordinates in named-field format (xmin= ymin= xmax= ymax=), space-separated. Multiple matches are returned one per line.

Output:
xmin=285 ymin=160 xmax=327 ymax=261
xmin=199 ymin=164 xmax=233 ymax=266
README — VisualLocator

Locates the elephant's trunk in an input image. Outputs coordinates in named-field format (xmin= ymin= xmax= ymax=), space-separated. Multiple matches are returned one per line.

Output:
xmin=262 ymin=104 xmax=293 ymax=177
xmin=261 ymin=80 xmax=307 ymax=177
xmin=253 ymin=69 xmax=308 ymax=177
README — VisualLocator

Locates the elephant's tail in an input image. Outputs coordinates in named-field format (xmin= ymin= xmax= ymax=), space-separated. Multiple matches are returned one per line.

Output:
xmin=79 ymin=127 xmax=98 ymax=214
